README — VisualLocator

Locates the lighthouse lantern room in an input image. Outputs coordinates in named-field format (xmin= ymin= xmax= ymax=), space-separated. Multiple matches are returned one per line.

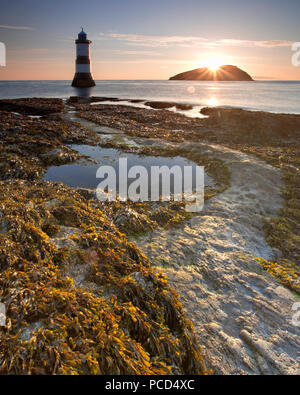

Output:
xmin=72 ymin=28 xmax=96 ymax=88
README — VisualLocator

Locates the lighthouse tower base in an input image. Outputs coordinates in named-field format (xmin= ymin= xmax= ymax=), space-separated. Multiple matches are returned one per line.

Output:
xmin=72 ymin=73 xmax=96 ymax=88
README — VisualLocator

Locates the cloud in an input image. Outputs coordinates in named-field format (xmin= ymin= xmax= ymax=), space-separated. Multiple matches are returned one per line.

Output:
xmin=98 ymin=33 xmax=207 ymax=47
xmin=0 ymin=25 xmax=34 ymax=31
xmin=107 ymin=49 xmax=161 ymax=56
xmin=99 ymin=33 xmax=294 ymax=49
xmin=217 ymin=39 xmax=294 ymax=47
xmin=95 ymin=58 xmax=203 ymax=65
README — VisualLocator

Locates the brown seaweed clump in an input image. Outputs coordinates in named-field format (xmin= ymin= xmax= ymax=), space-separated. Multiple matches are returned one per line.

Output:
xmin=0 ymin=180 xmax=206 ymax=375
xmin=0 ymin=111 xmax=99 ymax=180
xmin=0 ymin=98 xmax=64 ymax=116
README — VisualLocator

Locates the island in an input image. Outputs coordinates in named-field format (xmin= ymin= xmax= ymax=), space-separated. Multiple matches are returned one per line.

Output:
xmin=169 ymin=65 xmax=254 ymax=81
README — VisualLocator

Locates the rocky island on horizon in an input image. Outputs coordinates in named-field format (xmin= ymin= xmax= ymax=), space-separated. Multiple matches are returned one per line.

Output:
xmin=169 ymin=65 xmax=254 ymax=81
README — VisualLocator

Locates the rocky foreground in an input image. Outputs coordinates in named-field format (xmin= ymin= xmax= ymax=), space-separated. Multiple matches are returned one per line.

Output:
xmin=135 ymin=138 xmax=298 ymax=374
xmin=0 ymin=97 xmax=299 ymax=375
xmin=0 ymin=99 xmax=206 ymax=374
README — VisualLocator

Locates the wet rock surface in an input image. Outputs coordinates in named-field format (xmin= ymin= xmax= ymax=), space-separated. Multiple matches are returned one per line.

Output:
xmin=144 ymin=101 xmax=193 ymax=111
xmin=0 ymin=98 xmax=64 ymax=116
xmin=70 ymin=111 xmax=300 ymax=374
xmin=0 ymin=109 xmax=100 ymax=180
xmin=74 ymin=103 xmax=204 ymax=141
xmin=0 ymin=101 xmax=207 ymax=375
xmin=201 ymin=107 xmax=300 ymax=140
xmin=136 ymin=140 xmax=299 ymax=375
xmin=1 ymin=98 xmax=300 ymax=375
xmin=68 ymin=105 xmax=300 ymax=374
xmin=73 ymin=103 xmax=300 ymax=294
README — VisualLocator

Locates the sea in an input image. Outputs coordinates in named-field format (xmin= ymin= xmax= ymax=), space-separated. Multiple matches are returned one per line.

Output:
xmin=0 ymin=80 xmax=300 ymax=116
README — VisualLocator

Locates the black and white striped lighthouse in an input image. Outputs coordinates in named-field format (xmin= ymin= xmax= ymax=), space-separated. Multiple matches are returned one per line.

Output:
xmin=72 ymin=28 xmax=96 ymax=88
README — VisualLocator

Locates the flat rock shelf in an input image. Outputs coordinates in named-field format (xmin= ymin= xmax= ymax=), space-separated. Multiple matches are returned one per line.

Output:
xmin=64 ymin=110 xmax=300 ymax=375
xmin=136 ymin=140 xmax=299 ymax=375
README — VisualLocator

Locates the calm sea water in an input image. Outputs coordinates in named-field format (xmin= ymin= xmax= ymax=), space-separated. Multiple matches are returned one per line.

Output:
xmin=0 ymin=80 xmax=300 ymax=114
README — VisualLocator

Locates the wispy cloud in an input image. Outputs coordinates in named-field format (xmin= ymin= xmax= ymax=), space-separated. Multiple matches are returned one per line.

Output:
xmin=98 ymin=33 xmax=207 ymax=47
xmin=106 ymin=49 xmax=161 ymax=56
xmin=0 ymin=24 xmax=34 ymax=31
xmin=99 ymin=33 xmax=294 ymax=49
xmin=217 ymin=39 xmax=294 ymax=47
xmin=95 ymin=59 xmax=206 ymax=65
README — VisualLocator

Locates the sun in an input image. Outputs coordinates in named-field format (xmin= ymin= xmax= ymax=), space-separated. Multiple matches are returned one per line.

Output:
xmin=204 ymin=57 xmax=225 ymax=72
xmin=207 ymin=97 xmax=219 ymax=106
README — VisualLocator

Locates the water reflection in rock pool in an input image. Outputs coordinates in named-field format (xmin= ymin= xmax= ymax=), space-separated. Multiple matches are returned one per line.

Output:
xmin=44 ymin=144 xmax=213 ymax=196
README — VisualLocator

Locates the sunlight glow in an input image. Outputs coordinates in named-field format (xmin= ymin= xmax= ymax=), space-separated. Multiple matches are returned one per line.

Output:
xmin=187 ymin=86 xmax=195 ymax=94
xmin=203 ymin=57 xmax=226 ymax=71
xmin=207 ymin=97 xmax=219 ymax=106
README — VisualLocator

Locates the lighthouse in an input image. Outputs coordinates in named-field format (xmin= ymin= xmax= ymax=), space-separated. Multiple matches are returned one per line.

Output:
xmin=72 ymin=28 xmax=96 ymax=88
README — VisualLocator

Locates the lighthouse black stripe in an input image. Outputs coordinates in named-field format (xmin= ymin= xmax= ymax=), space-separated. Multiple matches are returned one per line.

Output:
xmin=73 ymin=73 xmax=94 ymax=80
xmin=75 ymin=39 xmax=91 ymax=44
xmin=72 ymin=73 xmax=96 ymax=88
xmin=76 ymin=56 xmax=90 ymax=64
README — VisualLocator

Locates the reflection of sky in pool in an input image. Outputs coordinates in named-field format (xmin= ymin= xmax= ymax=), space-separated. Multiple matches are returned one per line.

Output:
xmin=44 ymin=145 xmax=213 ymax=195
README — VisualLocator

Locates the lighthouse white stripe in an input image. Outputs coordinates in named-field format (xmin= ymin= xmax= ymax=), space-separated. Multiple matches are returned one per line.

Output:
xmin=76 ymin=64 xmax=91 ymax=73
xmin=76 ymin=44 xmax=90 ymax=57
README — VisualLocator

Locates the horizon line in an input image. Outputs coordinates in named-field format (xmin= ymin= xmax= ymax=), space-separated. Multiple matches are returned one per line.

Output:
xmin=0 ymin=78 xmax=300 ymax=82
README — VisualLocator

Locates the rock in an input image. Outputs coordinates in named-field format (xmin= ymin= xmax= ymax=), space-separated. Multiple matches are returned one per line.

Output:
xmin=90 ymin=97 xmax=121 ymax=103
xmin=50 ymin=226 xmax=82 ymax=249
xmin=113 ymin=207 xmax=153 ymax=234
xmin=175 ymin=103 xmax=193 ymax=111
xmin=68 ymin=96 xmax=79 ymax=103
xmin=76 ymin=187 xmax=97 ymax=200
xmin=0 ymin=98 xmax=64 ymax=115
xmin=129 ymin=272 xmax=155 ymax=294
xmin=0 ymin=179 xmax=206 ymax=375
xmin=145 ymin=101 xmax=175 ymax=109
xmin=169 ymin=65 xmax=253 ymax=81
xmin=144 ymin=101 xmax=193 ymax=110
xmin=40 ymin=148 xmax=79 ymax=165
xmin=136 ymin=139 xmax=299 ymax=375
xmin=67 ymin=96 xmax=127 ymax=106
xmin=130 ymin=99 xmax=145 ymax=103
xmin=200 ymin=107 xmax=300 ymax=140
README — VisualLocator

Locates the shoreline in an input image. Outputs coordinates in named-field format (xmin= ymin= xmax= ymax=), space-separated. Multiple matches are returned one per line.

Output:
xmin=2 ymin=94 xmax=300 ymax=117
xmin=0 ymin=97 xmax=299 ymax=374
xmin=1 ymin=79 xmax=300 ymax=115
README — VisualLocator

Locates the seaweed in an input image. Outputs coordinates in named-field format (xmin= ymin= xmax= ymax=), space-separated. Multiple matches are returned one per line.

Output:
xmin=0 ymin=180 xmax=206 ymax=375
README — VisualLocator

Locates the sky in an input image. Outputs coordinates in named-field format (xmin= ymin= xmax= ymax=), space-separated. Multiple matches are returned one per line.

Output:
xmin=0 ymin=0 xmax=299 ymax=80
